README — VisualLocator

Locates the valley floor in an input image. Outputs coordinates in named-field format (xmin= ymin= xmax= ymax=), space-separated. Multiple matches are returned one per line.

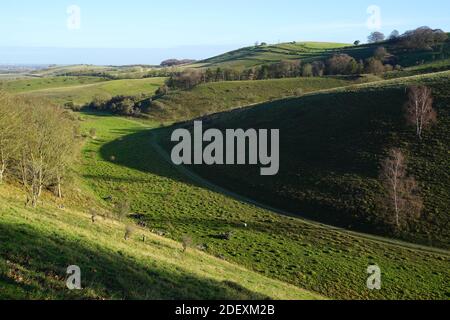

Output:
xmin=78 ymin=113 xmax=449 ymax=300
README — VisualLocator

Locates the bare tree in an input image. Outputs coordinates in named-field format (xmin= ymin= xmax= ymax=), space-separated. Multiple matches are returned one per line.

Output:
xmin=115 ymin=199 xmax=130 ymax=221
xmin=18 ymin=100 xmax=76 ymax=207
xmin=0 ymin=93 xmax=21 ymax=184
xmin=365 ymin=58 xmax=386 ymax=75
xmin=374 ymin=47 xmax=388 ymax=60
xmin=405 ymin=86 xmax=437 ymax=140
xmin=380 ymin=149 xmax=423 ymax=230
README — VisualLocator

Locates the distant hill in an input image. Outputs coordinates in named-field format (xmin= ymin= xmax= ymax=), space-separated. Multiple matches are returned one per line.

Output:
xmin=190 ymin=35 xmax=450 ymax=70
xmin=191 ymin=42 xmax=351 ymax=68
xmin=161 ymin=59 xmax=197 ymax=67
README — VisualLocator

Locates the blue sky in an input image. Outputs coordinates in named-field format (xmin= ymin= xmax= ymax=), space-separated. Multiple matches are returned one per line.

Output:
xmin=0 ymin=0 xmax=449 ymax=65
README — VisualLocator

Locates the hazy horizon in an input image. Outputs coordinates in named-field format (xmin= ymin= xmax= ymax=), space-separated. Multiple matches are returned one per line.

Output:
xmin=1 ymin=0 xmax=450 ymax=65
xmin=0 ymin=45 xmax=245 ymax=66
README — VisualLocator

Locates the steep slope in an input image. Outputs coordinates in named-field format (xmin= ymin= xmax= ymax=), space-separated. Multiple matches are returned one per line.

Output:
xmin=191 ymin=42 xmax=350 ymax=68
xmin=74 ymin=114 xmax=450 ymax=300
xmin=191 ymin=37 xmax=450 ymax=69
xmin=160 ymin=71 xmax=450 ymax=248
xmin=147 ymin=76 xmax=376 ymax=121
xmin=0 ymin=185 xmax=320 ymax=300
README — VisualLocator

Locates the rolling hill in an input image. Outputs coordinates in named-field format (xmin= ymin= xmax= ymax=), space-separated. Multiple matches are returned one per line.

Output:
xmin=1 ymin=77 xmax=166 ymax=106
xmin=0 ymin=184 xmax=318 ymax=300
xmin=191 ymin=42 xmax=350 ymax=68
xmin=159 ymin=71 xmax=450 ymax=248
xmin=1 ymin=34 xmax=449 ymax=301
xmin=146 ymin=75 xmax=379 ymax=121
xmin=72 ymin=113 xmax=449 ymax=300
xmin=190 ymin=37 xmax=450 ymax=70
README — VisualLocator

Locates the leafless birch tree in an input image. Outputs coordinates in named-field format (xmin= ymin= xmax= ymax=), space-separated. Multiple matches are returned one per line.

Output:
xmin=405 ymin=86 xmax=437 ymax=140
xmin=380 ymin=149 xmax=423 ymax=230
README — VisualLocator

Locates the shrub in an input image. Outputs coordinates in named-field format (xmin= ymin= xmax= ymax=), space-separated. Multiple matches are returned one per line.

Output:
xmin=182 ymin=235 xmax=193 ymax=252
xmin=115 ymin=200 xmax=130 ymax=221
xmin=124 ymin=225 xmax=135 ymax=240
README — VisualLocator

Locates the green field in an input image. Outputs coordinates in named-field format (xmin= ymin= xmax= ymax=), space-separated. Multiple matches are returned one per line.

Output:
xmin=11 ymin=77 xmax=166 ymax=106
xmin=191 ymin=42 xmax=351 ymax=68
xmin=31 ymin=64 xmax=162 ymax=79
xmin=190 ymin=38 xmax=450 ymax=70
xmin=0 ymin=184 xmax=319 ymax=300
xmin=160 ymin=71 xmax=450 ymax=249
xmin=147 ymin=75 xmax=378 ymax=121
xmin=1 ymin=36 xmax=449 ymax=301
xmin=0 ymin=76 xmax=107 ymax=93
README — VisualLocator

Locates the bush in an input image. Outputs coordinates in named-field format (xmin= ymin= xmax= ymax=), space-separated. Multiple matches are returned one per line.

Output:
xmin=115 ymin=200 xmax=130 ymax=221
xmin=124 ymin=225 xmax=135 ymax=240
xmin=182 ymin=235 xmax=193 ymax=252
xmin=156 ymin=85 xmax=169 ymax=96
xmin=326 ymin=54 xmax=361 ymax=75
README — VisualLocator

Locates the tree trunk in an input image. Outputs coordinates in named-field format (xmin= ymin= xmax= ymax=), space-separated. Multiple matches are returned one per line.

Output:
xmin=57 ymin=175 xmax=62 ymax=198
xmin=0 ymin=162 xmax=4 ymax=184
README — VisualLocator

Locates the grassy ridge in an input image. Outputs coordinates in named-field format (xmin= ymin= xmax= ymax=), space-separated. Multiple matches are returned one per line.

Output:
xmin=14 ymin=77 xmax=166 ymax=106
xmin=148 ymin=76 xmax=376 ymax=121
xmin=191 ymin=38 xmax=450 ymax=69
xmin=0 ymin=184 xmax=319 ymax=300
xmin=192 ymin=42 xmax=350 ymax=68
xmin=0 ymin=76 xmax=107 ymax=93
xmin=77 ymin=113 xmax=449 ymax=300
xmin=164 ymin=71 xmax=450 ymax=248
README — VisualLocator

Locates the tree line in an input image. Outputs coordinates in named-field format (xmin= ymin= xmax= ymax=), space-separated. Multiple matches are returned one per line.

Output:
xmin=0 ymin=93 xmax=78 ymax=207
xmin=165 ymin=49 xmax=397 ymax=90
xmin=366 ymin=26 xmax=448 ymax=50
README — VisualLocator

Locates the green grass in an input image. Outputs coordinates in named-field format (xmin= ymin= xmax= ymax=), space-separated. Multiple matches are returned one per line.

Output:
xmin=32 ymin=64 xmax=160 ymax=79
xmin=148 ymin=76 xmax=377 ymax=121
xmin=190 ymin=38 xmax=450 ymax=69
xmin=385 ymin=58 xmax=450 ymax=79
xmin=191 ymin=42 xmax=351 ymax=68
xmin=0 ymin=185 xmax=318 ymax=300
xmin=161 ymin=71 xmax=450 ymax=249
xmin=76 ymin=112 xmax=449 ymax=300
xmin=13 ymin=77 xmax=166 ymax=106
xmin=0 ymin=76 xmax=107 ymax=94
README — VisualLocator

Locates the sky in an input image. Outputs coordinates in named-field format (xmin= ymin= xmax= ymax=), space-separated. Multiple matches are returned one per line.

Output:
xmin=0 ymin=0 xmax=449 ymax=65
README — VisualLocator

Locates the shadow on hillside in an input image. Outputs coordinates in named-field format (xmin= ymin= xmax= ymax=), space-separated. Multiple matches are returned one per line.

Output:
xmin=97 ymin=128 xmax=205 ymax=189
xmin=0 ymin=222 xmax=269 ymax=300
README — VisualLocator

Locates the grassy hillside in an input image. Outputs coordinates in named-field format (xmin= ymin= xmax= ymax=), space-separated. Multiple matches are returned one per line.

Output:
xmin=385 ymin=58 xmax=450 ymax=79
xmin=0 ymin=76 xmax=108 ymax=94
xmin=13 ymin=77 xmax=166 ymax=106
xmin=161 ymin=71 xmax=450 ymax=248
xmin=147 ymin=76 xmax=377 ymax=121
xmin=31 ymin=64 xmax=161 ymax=79
xmin=74 ymin=113 xmax=449 ymax=300
xmin=191 ymin=38 xmax=450 ymax=70
xmin=0 ymin=185 xmax=318 ymax=300
xmin=192 ymin=42 xmax=350 ymax=68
